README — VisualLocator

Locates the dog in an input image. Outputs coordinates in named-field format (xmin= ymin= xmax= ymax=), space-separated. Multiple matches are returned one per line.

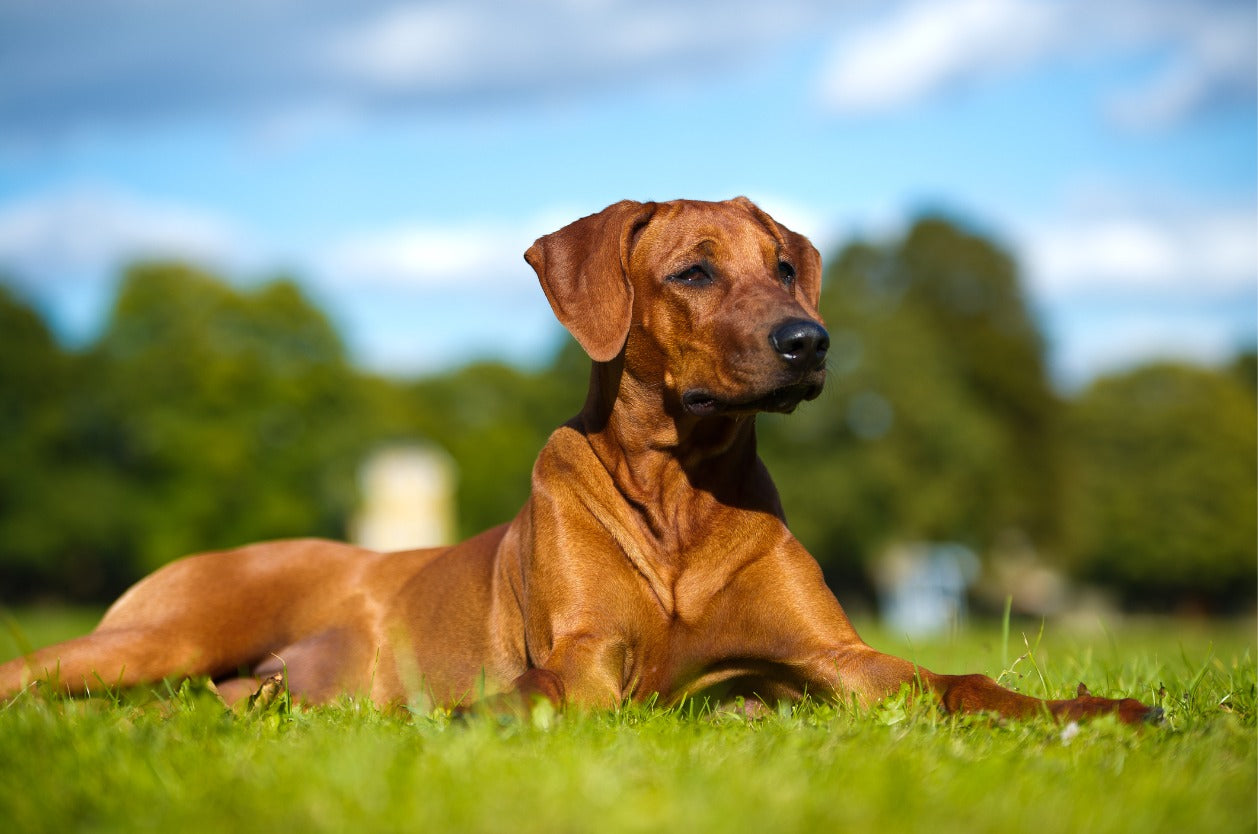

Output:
xmin=0 ymin=198 xmax=1157 ymax=723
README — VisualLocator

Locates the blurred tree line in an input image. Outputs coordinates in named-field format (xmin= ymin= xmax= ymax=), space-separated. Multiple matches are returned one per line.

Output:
xmin=0 ymin=218 xmax=1253 ymax=611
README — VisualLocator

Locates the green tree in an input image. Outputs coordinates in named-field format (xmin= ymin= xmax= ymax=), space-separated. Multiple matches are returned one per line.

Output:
xmin=1062 ymin=361 xmax=1257 ymax=608
xmin=1230 ymin=349 xmax=1256 ymax=392
xmin=896 ymin=219 xmax=1059 ymax=539
xmin=759 ymin=217 xmax=1059 ymax=591
xmin=84 ymin=263 xmax=386 ymax=579
xmin=0 ymin=287 xmax=140 ymax=598
xmin=0 ymin=287 xmax=69 ymax=588
xmin=0 ymin=263 xmax=584 ymax=602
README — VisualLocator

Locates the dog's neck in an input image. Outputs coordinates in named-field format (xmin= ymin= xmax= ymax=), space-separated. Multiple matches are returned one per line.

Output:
xmin=573 ymin=358 xmax=784 ymax=545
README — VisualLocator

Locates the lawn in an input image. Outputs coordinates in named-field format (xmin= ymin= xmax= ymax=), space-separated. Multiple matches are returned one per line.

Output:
xmin=1 ymin=608 xmax=1254 ymax=834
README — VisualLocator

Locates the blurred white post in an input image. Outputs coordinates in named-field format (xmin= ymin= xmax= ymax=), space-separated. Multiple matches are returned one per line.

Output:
xmin=351 ymin=444 xmax=456 ymax=551
xmin=872 ymin=542 xmax=980 ymax=637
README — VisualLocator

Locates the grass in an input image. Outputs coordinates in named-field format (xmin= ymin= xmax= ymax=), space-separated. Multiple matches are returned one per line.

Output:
xmin=1 ymin=608 xmax=1254 ymax=834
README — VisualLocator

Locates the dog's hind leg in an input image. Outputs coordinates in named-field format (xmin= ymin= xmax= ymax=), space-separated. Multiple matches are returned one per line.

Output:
xmin=0 ymin=626 xmax=225 ymax=700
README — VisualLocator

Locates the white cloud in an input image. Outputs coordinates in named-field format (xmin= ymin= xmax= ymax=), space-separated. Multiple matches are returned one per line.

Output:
xmin=0 ymin=0 xmax=835 ymax=138
xmin=320 ymin=196 xmax=845 ymax=293
xmin=322 ymin=1 xmax=814 ymax=92
xmin=818 ymin=0 xmax=1062 ymax=114
xmin=324 ymin=5 xmax=488 ymax=90
xmin=1105 ymin=4 xmax=1258 ymax=128
xmin=1049 ymin=308 xmax=1252 ymax=388
xmin=1 ymin=0 xmax=1250 ymax=139
xmin=0 ymin=187 xmax=245 ymax=283
xmin=323 ymin=219 xmax=538 ymax=290
xmin=1014 ymin=191 xmax=1256 ymax=384
xmin=816 ymin=0 xmax=1256 ymax=126
xmin=1019 ymin=205 xmax=1256 ymax=299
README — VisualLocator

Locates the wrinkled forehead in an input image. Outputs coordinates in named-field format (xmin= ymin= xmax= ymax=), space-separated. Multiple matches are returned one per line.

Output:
xmin=629 ymin=200 xmax=783 ymax=274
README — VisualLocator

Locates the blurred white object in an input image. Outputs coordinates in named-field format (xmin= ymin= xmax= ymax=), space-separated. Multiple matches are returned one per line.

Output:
xmin=351 ymin=445 xmax=456 ymax=551
xmin=873 ymin=542 xmax=980 ymax=637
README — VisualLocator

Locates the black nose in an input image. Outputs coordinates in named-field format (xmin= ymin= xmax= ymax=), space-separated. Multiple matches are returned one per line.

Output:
xmin=769 ymin=319 xmax=830 ymax=370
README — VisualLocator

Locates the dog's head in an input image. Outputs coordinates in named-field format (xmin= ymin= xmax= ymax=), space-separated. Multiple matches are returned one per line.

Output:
xmin=525 ymin=197 xmax=827 ymax=416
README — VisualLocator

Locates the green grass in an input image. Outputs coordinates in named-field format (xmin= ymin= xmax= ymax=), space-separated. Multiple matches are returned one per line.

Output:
xmin=1 ymin=609 xmax=1254 ymax=834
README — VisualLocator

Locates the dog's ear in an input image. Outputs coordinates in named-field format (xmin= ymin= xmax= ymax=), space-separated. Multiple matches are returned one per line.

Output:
xmin=733 ymin=197 xmax=824 ymax=318
xmin=525 ymin=200 xmax=656 ymax=362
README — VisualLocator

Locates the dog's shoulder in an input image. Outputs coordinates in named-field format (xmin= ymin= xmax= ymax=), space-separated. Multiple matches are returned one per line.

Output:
xmin=532 ymin=422 xmax=600 ymax=482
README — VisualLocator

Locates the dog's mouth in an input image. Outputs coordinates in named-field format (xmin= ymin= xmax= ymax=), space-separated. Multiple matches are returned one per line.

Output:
xmin=682 ymin=380 xmax=824 ymax=417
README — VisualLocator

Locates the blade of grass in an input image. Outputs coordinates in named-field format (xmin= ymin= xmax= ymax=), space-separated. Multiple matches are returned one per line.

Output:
xmin=1001 ymin=595 xmax=1013 ymax=671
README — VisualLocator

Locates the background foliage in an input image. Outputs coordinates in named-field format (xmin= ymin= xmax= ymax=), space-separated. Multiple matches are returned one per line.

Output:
xmin=0 ymin=218 xmax=1253 ymax=610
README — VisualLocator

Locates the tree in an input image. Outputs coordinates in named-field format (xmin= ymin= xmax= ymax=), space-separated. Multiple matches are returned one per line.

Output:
xmin=0 ymin=287 xmax=74 ymax=591
xmin=758 ymin=217 xmax=1060 ymax=594
xmin=86 ymin=263 xmax=391 ymax=576
xmin=0 ymin=262 xmax=587 ymax=602
xmin=1062 ymin=361 xmax=1257 ymax=608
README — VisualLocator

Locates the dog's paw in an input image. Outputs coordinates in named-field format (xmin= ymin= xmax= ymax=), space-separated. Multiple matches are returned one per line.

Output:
xmin=1051 ymin=682 xmax=1163 ymax=725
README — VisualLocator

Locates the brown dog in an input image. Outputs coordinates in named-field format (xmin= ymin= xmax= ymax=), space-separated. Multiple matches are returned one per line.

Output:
xmin=0 ymin=198 xmax=1156 ymax=723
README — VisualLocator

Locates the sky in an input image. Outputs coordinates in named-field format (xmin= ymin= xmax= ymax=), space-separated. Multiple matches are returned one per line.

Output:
xmin=0 ymin=0 xmax=1254 ymax=388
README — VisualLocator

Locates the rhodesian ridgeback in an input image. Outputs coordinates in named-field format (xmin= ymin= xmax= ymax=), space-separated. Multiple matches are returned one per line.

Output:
xmin=0 ymin=198 xmax=1157 ymax=723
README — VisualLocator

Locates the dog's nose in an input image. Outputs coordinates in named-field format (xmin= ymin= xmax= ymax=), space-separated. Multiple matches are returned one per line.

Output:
xmin=769 ymin=319 xmax=830 ymax=370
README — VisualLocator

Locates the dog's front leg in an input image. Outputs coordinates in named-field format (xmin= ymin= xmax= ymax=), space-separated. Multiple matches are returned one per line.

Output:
xmin=930 ymin=671 xmax=1160 ymax=723
xmin=728 ymin=539 xmax=1160 ymax=724
xmin=806 ymin=644 xmax=1160 ymax=724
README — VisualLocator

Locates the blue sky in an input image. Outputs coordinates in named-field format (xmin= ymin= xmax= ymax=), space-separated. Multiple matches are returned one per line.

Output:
xmin=0 ymin=0 xmax=1253 ymax=387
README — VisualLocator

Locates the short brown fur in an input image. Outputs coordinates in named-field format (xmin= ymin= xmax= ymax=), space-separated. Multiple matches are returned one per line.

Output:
xmin=0 ymin=198 xmax=1156 ymax=723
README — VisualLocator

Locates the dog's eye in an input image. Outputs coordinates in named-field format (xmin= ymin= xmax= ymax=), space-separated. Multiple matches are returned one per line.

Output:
xmin=669 ymin=265 xmax=712 ymax=286
xmin=778 ymin=261 xmax=796 ymax=287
